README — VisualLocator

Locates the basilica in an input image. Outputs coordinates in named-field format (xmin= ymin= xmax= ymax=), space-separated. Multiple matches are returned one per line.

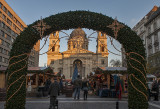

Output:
xmin=47 ymin=28 xmax=108 ymax=79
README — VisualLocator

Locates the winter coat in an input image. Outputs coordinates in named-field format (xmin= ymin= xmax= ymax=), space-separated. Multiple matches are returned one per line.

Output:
xmin=48 ymin=81 xmax=60 ymax=97
xmin=74 ymin=78 xmax=82 ymax=88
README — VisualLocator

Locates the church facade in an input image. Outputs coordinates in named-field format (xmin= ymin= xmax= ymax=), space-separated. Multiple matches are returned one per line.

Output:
xmin=47 ymin=28 xmax=108 ymax=79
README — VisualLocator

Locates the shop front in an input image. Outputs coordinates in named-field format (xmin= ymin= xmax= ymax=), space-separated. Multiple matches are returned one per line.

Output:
xmin=92 ymin=67 xmax=128 ymax=99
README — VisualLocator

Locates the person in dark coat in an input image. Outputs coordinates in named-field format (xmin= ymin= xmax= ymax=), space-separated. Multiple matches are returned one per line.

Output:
xmin=152 ymin=79 xmax=159 ymax=101
xmin=45 ymin=78 xmax=51 ymax=91
xmin=48 ymin=77 xmax=60 ymax=109
xmin=59 ymin=78 xmax=64 ymax=94
xmin=73 ymin=75 xmax=82 ymax=100
xmin=82 ymin=78 xmax=89 ymax=100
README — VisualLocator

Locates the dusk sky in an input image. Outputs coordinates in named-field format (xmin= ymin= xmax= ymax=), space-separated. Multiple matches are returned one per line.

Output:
xmin=5 ymin=0 xmax=160 ymax=67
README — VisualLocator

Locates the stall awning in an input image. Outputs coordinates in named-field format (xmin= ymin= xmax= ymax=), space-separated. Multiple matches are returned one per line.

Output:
xmin=27 ymin=74 xmax=34 ymax=76
xmin=100 ymin=67 xmax=127 ymax=71
xmin=97 ymin=67 xmax=127 ymax=74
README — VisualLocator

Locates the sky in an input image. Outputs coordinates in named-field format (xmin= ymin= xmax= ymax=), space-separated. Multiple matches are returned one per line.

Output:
xmin=5 ymin=0 xmax=160 ymax=67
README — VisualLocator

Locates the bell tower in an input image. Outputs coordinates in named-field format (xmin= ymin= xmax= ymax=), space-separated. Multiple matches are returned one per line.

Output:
xmin=48 ymin=31 xmax=60 ymax=53
xmin=96 ymin=31 xmax=108 ymax=56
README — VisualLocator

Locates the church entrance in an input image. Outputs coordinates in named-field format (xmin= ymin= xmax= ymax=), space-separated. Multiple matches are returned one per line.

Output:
xmin=73 ymin=59 xmax=83 ymax=78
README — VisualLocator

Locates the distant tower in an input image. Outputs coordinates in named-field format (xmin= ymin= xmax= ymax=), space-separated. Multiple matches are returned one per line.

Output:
xmin=96 ymin=31 xmax=109 ymax=67
xmin=48 ymin=31 xmax=60 ymax=53
xmin=96 ymin=32 xmax=108 ymax=56
xmin=47 ymin=31 xmax=60 ymax=67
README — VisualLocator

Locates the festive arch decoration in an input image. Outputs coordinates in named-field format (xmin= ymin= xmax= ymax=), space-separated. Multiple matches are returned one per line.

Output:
xmin=5 ymin=11 xmax=148 ymax=109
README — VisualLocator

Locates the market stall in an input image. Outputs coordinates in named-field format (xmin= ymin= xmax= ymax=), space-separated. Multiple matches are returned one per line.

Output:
xmin=94 ymin=67 xmax=128 ymax=98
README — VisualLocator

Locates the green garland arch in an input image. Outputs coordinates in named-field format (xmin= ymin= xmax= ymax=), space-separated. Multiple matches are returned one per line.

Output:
xmin=5 ymin=11 xmax=148 ymax=109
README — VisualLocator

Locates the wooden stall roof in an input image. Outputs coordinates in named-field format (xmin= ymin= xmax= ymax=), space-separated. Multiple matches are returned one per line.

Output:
xmin=97 ymin=67 xmax=128 ymax=74
xmin=0 ymin=67 xmax=53 ymax=74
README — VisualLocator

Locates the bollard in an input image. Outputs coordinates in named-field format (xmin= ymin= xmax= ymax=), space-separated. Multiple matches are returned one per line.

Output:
xmin=116 ymin=101 xmax=119 ymax=109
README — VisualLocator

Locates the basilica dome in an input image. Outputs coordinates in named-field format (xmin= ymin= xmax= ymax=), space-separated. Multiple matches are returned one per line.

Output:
xmin=70 ymin=28 xmax=87 ymax=39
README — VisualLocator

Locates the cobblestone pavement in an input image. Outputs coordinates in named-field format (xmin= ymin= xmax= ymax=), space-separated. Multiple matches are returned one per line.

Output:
xmin=1 ymin=94 xmax=160 ymax=109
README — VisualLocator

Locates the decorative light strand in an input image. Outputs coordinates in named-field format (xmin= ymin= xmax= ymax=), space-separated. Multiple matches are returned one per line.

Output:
xmin=127 ymin=52 xmax=147 ymax=82
xmin=7 ymin=75 xmax=25 ymax=91
xmin=6 ymin=79 xmax=25 ymax=103
xmin=130 ymin=74 xmax=147 ymax=90
xmin=129 ymin=74 xmax=148 ymax=100
xmin=6 ymin=53 xmax=29 ymax=104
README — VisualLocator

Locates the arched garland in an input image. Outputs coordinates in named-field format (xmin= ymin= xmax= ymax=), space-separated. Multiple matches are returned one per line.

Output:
xmin=5 ymin=11 xmax=148 ymax=109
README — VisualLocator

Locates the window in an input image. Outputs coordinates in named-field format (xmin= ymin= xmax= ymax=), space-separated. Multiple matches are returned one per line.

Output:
xmin=0 ymin=56 xmax=2 ymax=62
xmin=0 ymin=2 xmax=2 ymax=8
xmin=16 ymin=20 xmax=21 ymax=27
xmin=2 ymin=14 xmax=6 ymax=20
xmin=6 ymin=42 xmax=10 ymax=48
xmin=6 ymin=26 xmax=11 ymax=33
xmin=1 ymin=22 xmax=5 ymax=28
xmin=3 ymin=6 xmax=7 ymax=13
xmin=3 ymin=49 xmax=7 ymax=55
xmin=6 ymin=34 xmax=11 ymax=41
xmin=21 ymin=25 xmax=23 ymax=29
xmin=8 ymin=51 xmax=10 ymax=56
xmin=11 ymin=37 xmax=14 ymax=43
xmin=0 ymin=11 xmax=2 ymax=16
xmin=153 ymin=22 xmax=157 ymax=31
xmin=13 ymin=24 xmax=16 ymax=29
xmin=8 ymin=11 xmax=13 ymax=18
xmin=52 ymin=46 xmax=55 ymax=52
xmin=148 ymin=27 xmax=151 ymax=35
xmin=1 ymin=30 xmax=5 ymax=37
xmin=51 ymin=60 xmax=54 ymax=64
xmin=7 ymin=19 xmax=12 ymax=26
xmin=68 ymin=45 xmax=70 ymax=50
xmin=2 ymin=57 xmax=5 ymax=63
xmin=148 ymin=46 xmax=153 ymax=55
xmin=52 ymin=40 xmax=55 ymax=44
xmin=101 ymin=46 xmax=104 ymax=52
xmin=140 ymin=27 xmax=143 ymax=32
xmin=15 ymin=26 xmax=21 ymax=33
xmin=73 ymin=44 xmax=76 ymax=48
xmin=0 ymin=47 xmax=3 ymax=53
xmin=101 ymin=59 xmax=105 ymax=64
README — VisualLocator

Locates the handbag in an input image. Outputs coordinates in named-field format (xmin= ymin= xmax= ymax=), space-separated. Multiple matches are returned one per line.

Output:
xmin=83 ymin=87 xmax=88 ymax=91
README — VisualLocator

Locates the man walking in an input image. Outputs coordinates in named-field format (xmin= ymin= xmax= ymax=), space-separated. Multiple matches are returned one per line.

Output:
xmin=73 ymin=75 xmax=82 ymax=100
xmin=48 ymin=77 xmax=60 ymax=109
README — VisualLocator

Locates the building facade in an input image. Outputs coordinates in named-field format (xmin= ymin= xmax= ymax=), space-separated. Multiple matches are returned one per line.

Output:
xmin=0 ymin=0 xmax=40 ymax=67
xmin=47 ymin=28 xmax=109 ymax=79
xmin=132 ymin=6 xmax=160 ymax=74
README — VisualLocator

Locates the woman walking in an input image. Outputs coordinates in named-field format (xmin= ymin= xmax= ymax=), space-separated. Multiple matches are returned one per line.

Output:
xmin=82 ymin=78 xmax=89 ymax=100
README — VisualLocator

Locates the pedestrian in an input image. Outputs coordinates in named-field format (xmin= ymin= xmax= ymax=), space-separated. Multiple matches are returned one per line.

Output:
xmin=59 ymin=78 xmax=64 ymax=94
xmin=152 ymin=79 xmax=159 ymax=101
xmin=82 ymin=77 xmax=89 ymax=100
xmin=73 ymin=75 xmax=82 ymax=100
xmin=48 ymin=77 xmax=60 ymax=109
